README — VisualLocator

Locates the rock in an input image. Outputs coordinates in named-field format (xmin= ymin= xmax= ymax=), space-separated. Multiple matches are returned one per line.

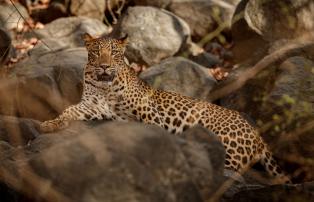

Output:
xmin=19 ymin=121 xmax=222 ymax=201
xmin=227 ymin=182 xmax=314 ymax=202
xmin=182 ymin=126 xmax=225 ymax=176
xmin=221 ymin=176 xmax=263 ymax=202
xmin=140 ymin=57 xmax=217 ymax=100
xmin=0 ymin=182 xmax=32 ymax=202
xmin=189 ymin=52 xmax=221 ymax=68
xmin=30 ymin=0 xmax=70 ymax=23
xmin=30 ymin=17 xmax=110 ymax=53
xmin=231 ymin=0 xmax=314 ymax=63
xmin=221 ymin=56 xmax=314 ymax=181
xmin=133 ymin=0 xmax=172 ymax=8
xmin=70 ymin=0 xmax=105 ymax=21
xmin=0 ymin=28 xmax=12 ymax=66
xmin=168 ymin=0 xmax=241 ymax=40
xmin=204 ymin=42 xmax=234 ymax=62
xmin=0 ymin=47 xmax=86 ymax=121
xmin=0 ymin=115 xmax=39 ymax=146
xmin=181 ymin=126 xmax=226 ymax=196
xmin=34 ymin=0 xmax=125 ymax=24
xmin=112 ymin=6 xmax=190 ymax=66
xmin=0 ymin=141 xmax=15 ymax=161
xmin=30 ymin=0 xmax=105 ymax=23
xmin=0 ymin=2 xmax=29 ymax=32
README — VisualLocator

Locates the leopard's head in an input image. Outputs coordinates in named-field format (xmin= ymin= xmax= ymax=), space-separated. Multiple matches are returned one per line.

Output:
xmin=82 ymin=33 xmax=128 ymax=81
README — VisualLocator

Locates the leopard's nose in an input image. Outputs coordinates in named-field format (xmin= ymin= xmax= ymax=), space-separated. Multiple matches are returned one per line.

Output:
xmin=99 ymin=64 xmax=109 ymax=68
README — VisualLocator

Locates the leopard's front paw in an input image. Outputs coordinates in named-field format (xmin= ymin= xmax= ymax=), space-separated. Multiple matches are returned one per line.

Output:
xmin=39 ymin=120 xmax=69 ymax=133
xmin=39 ymin=121 xmax=58 ymax=133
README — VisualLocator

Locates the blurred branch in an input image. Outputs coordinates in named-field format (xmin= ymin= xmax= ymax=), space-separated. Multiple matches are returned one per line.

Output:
xmin=208 ymin=160 xmax=259 ymax=202
xmin=0 ymin=164 xmax=71 ymax=202
xmin=197 ymin=21 xmax=228 ymax=47
xmin=197 ymin=11 xmax=244 ymax=47
xmin=282 ymin=119 xmax=314 ymax=142
xmin=9 ymin=0 xmax=52 ymax=51
xmin=208 ymin=37 xmax=314 ymax=101
xmin=0 ymin=118 xmax=70 ymax=201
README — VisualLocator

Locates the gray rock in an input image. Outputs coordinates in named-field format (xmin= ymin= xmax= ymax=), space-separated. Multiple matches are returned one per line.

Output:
xmin=70 ymin=0 xmax=105 ymax=21
xmin=270 ymin=57 xmax=314 ymax=106
xmin=227 ymin=182 xmax=314 ymax=202
xmin=221 ymin=172 xmax=264 ymax=202
xmin=31 ymin=17 xmax=110 ymax=53
xmin=0 ymin=115 xmax=39 ymax=145
xmin=29 ymin=0 xmax=70 ymax=23
xmin=0 ymin=181 xmax=31 ymax=202
xmin=24 ymin=121 xmax=217 ymax=202
xmin=221 ymin=56 xmax=314 ymax=181
xmin=0 ymin=119 xmax=228 ymax=201
xmin=221 ymin=56 xmax=314 ymax=117
xmin=0 ymin=47 xmax=86 ymax=121
xmin=0 ymin=28 xmax=12 ymax=66
xmin=189 ymin=51 xmax=221 ymax=68
xmin=231 ymin=0 xmax=314 ymax=63
xmin=168 ymin=0 xmax=240 ymax=40
xmin=0 ymin=140 xmax=15 ymax=161
xmin=0 ymin=2 xmax=29 ymax=33
xmin=112 ymin=6 xmax=190 ymax=66
xmin=140 ymin=57 xmax=217 ymax=100
xmin=221 ymin=56 xmax=314 ymax=127
xmin=36 ymin=0 xmax=123 ymax=23
xmin=181 ymin=126 xmax=226 ymax=196
xmin=133 ymin=0 xmax=172 ymax=8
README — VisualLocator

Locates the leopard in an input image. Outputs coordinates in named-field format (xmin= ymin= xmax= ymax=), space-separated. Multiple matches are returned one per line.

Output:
xmin=39 ymin=34 xmax=135 ymax=133
xmin=40 ymin=33 xmax=291 ymax=184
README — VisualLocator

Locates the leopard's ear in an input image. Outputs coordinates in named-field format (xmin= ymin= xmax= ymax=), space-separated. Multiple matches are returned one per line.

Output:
xmin=118 ymin=34 xmax=128 ymax=45
xmin=82 ymin=33 xmax=94 ymax=42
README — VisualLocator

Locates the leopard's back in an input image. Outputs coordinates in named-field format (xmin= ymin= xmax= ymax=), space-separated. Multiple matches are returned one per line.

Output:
xmin=115 ymin=86 xmax=290 ymax=183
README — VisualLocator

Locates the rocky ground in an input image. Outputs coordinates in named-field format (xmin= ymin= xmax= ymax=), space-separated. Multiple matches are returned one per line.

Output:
xmin=0 ymin=0 xmax=314 ymax=201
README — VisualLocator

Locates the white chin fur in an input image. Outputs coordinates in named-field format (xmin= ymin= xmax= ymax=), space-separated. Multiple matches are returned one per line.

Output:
xmin=124 ymin=57 xmax=129 ymax=65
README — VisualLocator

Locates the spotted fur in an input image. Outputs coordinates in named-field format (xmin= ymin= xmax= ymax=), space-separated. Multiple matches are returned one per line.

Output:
xmin=40 ymin=34 xmax=290 ymax=184
xmin=39 ymin=34 xmax=133 ymax=133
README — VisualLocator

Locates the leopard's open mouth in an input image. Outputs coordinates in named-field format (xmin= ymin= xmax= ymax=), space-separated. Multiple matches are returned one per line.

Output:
xmin=97 ymin=73 xmax=114 ymax=82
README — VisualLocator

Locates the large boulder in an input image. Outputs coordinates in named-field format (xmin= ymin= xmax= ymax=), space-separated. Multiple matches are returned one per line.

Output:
xmin=168 ymin=0 xmax=241 ymax=40
xmin=133 ymin=0 xmax=171 ymax=8
xmin=70 ymin=0 xmax=106 ymax=21
xmin=0 ymin=115 xmax=39 ymax=146
xmin=0 ymin=47 xmax=86 ymax=121
xmin=0 ymin=121 xmax=227 ymax=202
xmin=226 ymin=182 xmax=314 ymax=202
xmin=231 ymin=0 xmax=314 ymax=64
xmin=31 ymin=16 xmax=110 ymax=53
xmin=221 ymin=56 xmax=314 ymax=181
xmin=0 ymin=28 xmax=12 ymax=66
xmin=112 ymin=6 xmax=191 ymax=66
xmin=30 ymin=0 xmax=107 ymax=23
xmin=140 ymin=57 xmax=217 ymax=100
xmin=181 ymin=126 xmax=226 ymax=196
xmin=0 ymin=2 xmax=29 ymax=33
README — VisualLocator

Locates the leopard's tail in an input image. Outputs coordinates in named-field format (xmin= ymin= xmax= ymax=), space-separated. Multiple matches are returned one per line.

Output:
xmin=260 ymin=147 xmax=291 ymax=184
